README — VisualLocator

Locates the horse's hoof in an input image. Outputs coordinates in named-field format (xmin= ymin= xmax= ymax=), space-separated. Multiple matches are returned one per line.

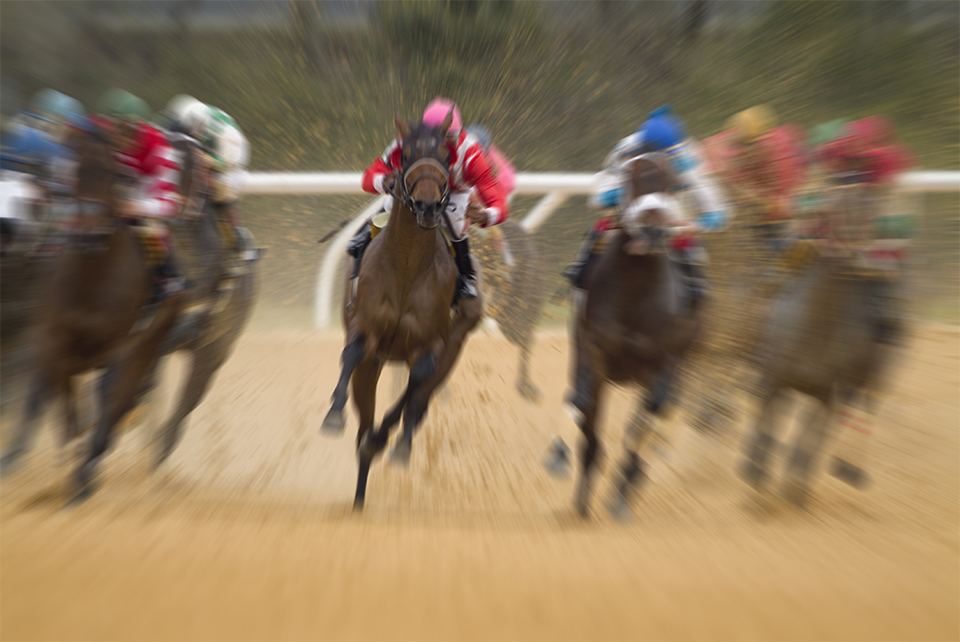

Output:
xmin=516 ymin=380 xmax=541 ymax=403
xmin=830 ymin=457 xmax=870 ymax=490
xmin=564 ymin=402 xmax=584 ymax=426
xmin=606 ymin=493 xmax=634 ymax=523
xmin=781 ymin=478 xmax=811 ymax=508
xmin=65 ymin=484 xmax=95 ymax=507
xmin=352 ymin=497 xmax=365 ymax=513
xmin=0 ymin=452 xmax=23 ymax=476
xmin=358 ymin=432 xmax=386 ymax=462
xmin=321 ymin=409 xmax=345 ymax=435
xmin=542 ymin=438 xmax=571 ymax=478
xmin=739 ymin=458 xmax=768 ymax=490
xmin=389 ymin=440 xmax=412 ymax=467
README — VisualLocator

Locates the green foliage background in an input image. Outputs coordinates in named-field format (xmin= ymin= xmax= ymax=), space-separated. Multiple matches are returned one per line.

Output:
xmin=3 ymin=0 xmax=957 ymax=322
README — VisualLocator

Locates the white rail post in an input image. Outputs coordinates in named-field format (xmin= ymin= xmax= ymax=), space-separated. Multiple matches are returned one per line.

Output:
xmin=521 ymin=191 xmax=568 ymax=232
xmin=314 ymin=197 xmax=385 ymax=330
xmin=232 ymin=170 xmax=959 ymax=331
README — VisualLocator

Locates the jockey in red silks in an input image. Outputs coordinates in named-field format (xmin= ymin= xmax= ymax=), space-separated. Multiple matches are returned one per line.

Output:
xmin=91 ymin=89 xmax=184 ymax=301
xmin=816 ymin=115 xmax=917 ymax=344
xmin=351 ymin=98 xmax=510 ymax=302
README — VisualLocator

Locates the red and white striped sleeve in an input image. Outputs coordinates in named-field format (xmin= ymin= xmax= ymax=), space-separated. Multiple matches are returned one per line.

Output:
xmin=361 ymin=139 xmax=401 ymax=195
xmin=130 ymin=125 xmax=181 ymax=219
xmin=459 ymin=137 xmax=509 ymax=227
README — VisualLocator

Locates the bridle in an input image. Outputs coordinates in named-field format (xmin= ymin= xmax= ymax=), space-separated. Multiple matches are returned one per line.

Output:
xmin=385 ymin=131 xmax=452 ymax=228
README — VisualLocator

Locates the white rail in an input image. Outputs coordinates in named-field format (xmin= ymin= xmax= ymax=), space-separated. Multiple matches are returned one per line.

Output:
xmin=239 ymin=171 xmax=959 ymax=329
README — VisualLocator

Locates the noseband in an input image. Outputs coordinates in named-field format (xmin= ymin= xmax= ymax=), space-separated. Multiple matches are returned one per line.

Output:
xmin=387 ymin=153 xmax=452 ymax=226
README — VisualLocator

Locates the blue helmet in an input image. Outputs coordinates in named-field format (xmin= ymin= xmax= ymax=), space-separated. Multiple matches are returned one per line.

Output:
xmin=637 ymin=104 xmax=688 ymax=152
xmin=0 ymin=125 xmax=63 ymax=170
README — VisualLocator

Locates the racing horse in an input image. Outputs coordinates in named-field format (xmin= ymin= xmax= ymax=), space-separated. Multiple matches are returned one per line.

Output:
xmin=740 ymin=181 xmax=900 ymax=506
xmin=135 ymin=133 xmax=261 ymax=466
xmin=321 ymin=112 xmax=484 ymax=510
xmin=0 ymin=128 xmax=182 ymax=502
xmin=31 ymin=130 xmax=260 ymax=466
xmin=473 ymin=220 xmax=545 ymax=401
xmin=565 ymin=154 xmax=702 ymax=518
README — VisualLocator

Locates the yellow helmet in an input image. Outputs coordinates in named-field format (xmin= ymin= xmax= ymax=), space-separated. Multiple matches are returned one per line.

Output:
xmin=727 ymin=105 xmax=777 ymax=144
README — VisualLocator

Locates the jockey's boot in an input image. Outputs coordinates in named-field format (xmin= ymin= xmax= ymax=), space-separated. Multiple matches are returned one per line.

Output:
xmin=347 ymin=218 xmax=373 ymax=280
xmin=674 ymin=248 xmax=709 ymax=312
xmin=215 ymin=203 xmax=249 ymax=280
xmin=562 ymin=228 xmax=601 ymax=289
xmin=452 ymin=237 xmax=479 ymax=302
xmin=152 ymin=249 xmax=186 ymax=304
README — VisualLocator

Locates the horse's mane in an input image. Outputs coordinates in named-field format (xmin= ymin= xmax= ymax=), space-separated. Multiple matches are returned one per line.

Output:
xmin=75 ymin=130 xmax=116 ymax=202
xmin=626 ymin=153 xmax=678 ymax=200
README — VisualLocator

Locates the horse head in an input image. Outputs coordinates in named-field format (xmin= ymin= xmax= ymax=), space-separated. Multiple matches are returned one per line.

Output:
xmin=391 ymin=112 xmax=454 ymax=230
xmin=618 ymin=154 xmax=678 ymax=255
xmin=74 ymin=126 xmax=122 ymax=235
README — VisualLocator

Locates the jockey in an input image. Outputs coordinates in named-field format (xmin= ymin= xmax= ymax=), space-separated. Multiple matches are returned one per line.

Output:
xmin=465 ymin=123 xmax=518 ymax=266
xmin=159 ymin=96 xmax=252 ymax=278
xmin=563 ymin=105 xmax=730 ymax=309
xmin=92 ymin=89 xmax=184 ymax=301
xmin=352 ymin=97 xmax=510 ymax=302
xmin=817 ymin=115 xmax=916 ymax=344
xmin=1 ymin=90 xmax=88 ymax=235
xmin=720 ymin=105 xmax=806 ymax=263
xmin=795 ymin=118 xmax=849 ymax=223
xmin=1 ymin=89 xmax=82 ymax=180
xmin=464 ymin=124 xmax=517 ymax=199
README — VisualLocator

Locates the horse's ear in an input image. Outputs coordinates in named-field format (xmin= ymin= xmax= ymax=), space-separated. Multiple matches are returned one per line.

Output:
xmin=441 ymin=109 xmax=455 ymax=139
xmin=395 ymin=114 xmax=411 ymax=139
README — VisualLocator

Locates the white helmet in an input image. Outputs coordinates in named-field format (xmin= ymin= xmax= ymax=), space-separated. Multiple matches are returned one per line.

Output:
xmin=164 ymin=94 xmax=209 ymax=139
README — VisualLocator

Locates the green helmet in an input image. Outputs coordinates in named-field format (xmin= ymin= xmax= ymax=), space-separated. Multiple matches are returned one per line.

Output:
xmin=95 ymin=89 xmax=150 ymax=123
xmin=808 ymin=119 xmax=849 ymax=149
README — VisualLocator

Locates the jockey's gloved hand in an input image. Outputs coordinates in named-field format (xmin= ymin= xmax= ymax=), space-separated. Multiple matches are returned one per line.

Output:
xmin=696 ymin=210 xmax=727 ymax=233
xmin=597 ymin=188 xmax=625 ymax=209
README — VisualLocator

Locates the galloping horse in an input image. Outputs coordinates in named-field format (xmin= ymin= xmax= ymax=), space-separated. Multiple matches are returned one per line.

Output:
xmin=565 ymin=154 xmax=702 ymax=518
xmin=322 ymin=113 xmax=484 ymax=510
xmin=473 ymin=220 xmax=545 ymax=400
xmin=0 ymin=129 xmax=182 ymax=502
xmin=130 ymin=134 xmax=260 ymax=466
xmin=740 ymin=182 xmax=899 ymax=506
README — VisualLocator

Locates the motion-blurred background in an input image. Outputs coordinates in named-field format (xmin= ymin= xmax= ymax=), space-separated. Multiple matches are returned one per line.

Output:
xmin=4 ymin=0 xmax=956 ymax=325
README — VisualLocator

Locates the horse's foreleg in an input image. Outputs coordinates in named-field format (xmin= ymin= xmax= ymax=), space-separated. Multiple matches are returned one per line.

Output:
xmin=740 ymin=382 xmax=786 ymax=492
xmin=60 ymin=375 xmax=81 ymax=469
xmin=516 ymin=338 xmax=540 ymax=402
xmin=389 ymin=351 xmax=438 ymax=468
xmin=72 ymin=299 xmax=180 ymax=503
xmin=352 ymin=357 xmax=382 ymax=511
xmin=0 ymin=366 xmax=52 ymax=472
xmin=608 ymin=375 xmax=674 ymax=521
xmin=575 ymin=377 xmax=604 ymax=519
xmin=321 ymin=336 xmax=364 ymax=435
xmin=154 ymin=342 xmax=229 ymax=467
xmin=783 ymin=395 xmax=834 ymax=507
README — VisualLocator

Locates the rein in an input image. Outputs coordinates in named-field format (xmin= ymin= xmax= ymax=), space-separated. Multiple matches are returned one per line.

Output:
xmin=386 ymin=155 xmax=451 ymax=225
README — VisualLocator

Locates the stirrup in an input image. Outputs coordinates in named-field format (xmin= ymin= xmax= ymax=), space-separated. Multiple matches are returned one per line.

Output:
xmin=454 ymin=275 xmax=478 ymax=302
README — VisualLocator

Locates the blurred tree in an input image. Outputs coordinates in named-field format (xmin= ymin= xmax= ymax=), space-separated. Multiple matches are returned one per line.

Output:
xmin=290 ymin=1 xmax=323 ymax=77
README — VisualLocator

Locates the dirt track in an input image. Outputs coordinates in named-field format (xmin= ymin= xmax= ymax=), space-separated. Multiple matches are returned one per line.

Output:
xmin=2 ymin=323 xmax=958 ymax=640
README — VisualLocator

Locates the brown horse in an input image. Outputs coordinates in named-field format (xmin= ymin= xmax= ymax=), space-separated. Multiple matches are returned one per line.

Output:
xmin=563 ymin=154 xmax=702 ymax=518
xmin=739 ymin=181 xmax=902 ymax=506
xmin=0 ymin=129 xmax=183 ymax=503
xmin=125 ymin=134 xmax=261 ymax=466
xmin=322 ymin=113 xmax=484 ymax=510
